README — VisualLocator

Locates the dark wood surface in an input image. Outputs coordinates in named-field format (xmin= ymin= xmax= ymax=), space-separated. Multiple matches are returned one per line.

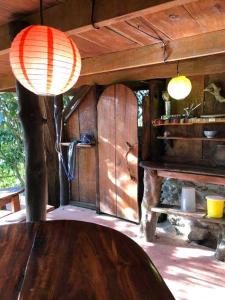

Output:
xmin=0 ymin=220 xmax=174 ymax=300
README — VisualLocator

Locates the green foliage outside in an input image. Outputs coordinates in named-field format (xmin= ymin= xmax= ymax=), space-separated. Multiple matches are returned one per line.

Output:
xmin=135 ymin=90 xmax=149 ymax=127
xmin=0 ymin=93 xmax=25 ymax=188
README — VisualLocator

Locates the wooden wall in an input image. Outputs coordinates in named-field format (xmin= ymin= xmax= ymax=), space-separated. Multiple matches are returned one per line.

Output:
xmin=150 ymin=73 xmax=225 ymax=168
xmin=66 ymin=87 xmax=98 ymax=209
xmin=64 ymin=71 xmax=225 ymax=212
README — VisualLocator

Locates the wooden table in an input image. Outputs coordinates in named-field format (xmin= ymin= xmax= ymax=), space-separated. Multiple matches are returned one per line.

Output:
xmin=0 ymin=187 xmax=24 ymax=212
xmin=0 ymin=220 xmax=174 ymax=300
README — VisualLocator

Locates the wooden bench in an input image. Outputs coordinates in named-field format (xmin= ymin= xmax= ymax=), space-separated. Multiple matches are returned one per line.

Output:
xmin=0 ymin=187 xmax=24 ymax=212
xmin=151 ymin=205 xmax=225 ymax=225
xmin=0 ymin=188 xmax=55 ymax=225
xmin=0 ymin=205 xmax=55 ymax=225
xmin=151 ymin=205 xmax=225 ymax=261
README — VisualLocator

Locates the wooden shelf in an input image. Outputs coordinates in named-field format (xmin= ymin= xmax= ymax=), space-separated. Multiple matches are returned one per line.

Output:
xmin=152 ymin=117 xmax=225 ymax=127
xmin=152 ymin=205 xmax=205 ymax=218
xmin=60 ymin=143 xmax=94 ymax=148
xmin=151 ymin=205 xmax=225 ymax=225
xmin=157 ymin=136 xmax=225 ymax=142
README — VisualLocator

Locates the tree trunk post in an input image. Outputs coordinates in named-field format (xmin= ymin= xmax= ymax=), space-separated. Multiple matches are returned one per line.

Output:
xmin=41 ymin=96 xmax=60 ymax=207
xmin=54 ymin=95 xmax=69 ymax=205
xmin=140 ymin=169 xmax=163 ymax=242
xmin=16 ymin=83 xmax=47 ymax=221
xmin=9 ymin=21 xmax=47 ymax=221
xmin=215 ymin=226 xmax=225 ymax=262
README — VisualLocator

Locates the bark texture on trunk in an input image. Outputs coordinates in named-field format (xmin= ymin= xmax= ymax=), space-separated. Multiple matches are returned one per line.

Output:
xmin=41 ymin=96 xmax=60 ymax=207
xmin=16 ymin=83 xmax=47 ymax=221
xmin=140 ymin=169 xmax=162 ymax=241
xmin=10 ymin=21 xmax=47 ymax=221
xmin=54 ymin=95 xmax=69 ymax=205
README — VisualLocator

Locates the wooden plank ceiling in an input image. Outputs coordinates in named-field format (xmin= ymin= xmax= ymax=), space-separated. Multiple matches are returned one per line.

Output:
xmin=0 ymin=0 xmax=225 ymax=90
xmin=71 ymin=0 xmax=225 ymax=59
xmin=0 ymin=0 xmax=61 ymax=25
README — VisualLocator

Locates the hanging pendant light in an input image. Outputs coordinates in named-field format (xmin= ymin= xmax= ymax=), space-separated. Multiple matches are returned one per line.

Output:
xmin=167 ymin=61 xmax=192 ymax=100
xmin=9 ymin=1 xmax=81 ymax=96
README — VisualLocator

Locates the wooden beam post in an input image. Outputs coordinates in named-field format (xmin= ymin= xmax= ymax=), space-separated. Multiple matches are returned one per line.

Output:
xmin=215 ymin=226 xmax=225 ymax=262
xmin=81 ymin=29 xmax=225 ymax=76
xmin=54 ymin=95 xmax=69 ymax=205
xmin=16 ymin=82 xmax=47 ymax=221
xmin=9 ymin=21 xmax=47 ymax=221
xmin=142 ymin=96 xmax=151 ymax=161
xmin=41 ymin=96 xmax=60 ymax=207
xmin=140 ymin=170 xmax=163 ymax=241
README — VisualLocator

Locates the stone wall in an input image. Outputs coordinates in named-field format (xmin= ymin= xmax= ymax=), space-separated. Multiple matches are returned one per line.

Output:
xmin=160 ymin=179 xmax=225 ymax=248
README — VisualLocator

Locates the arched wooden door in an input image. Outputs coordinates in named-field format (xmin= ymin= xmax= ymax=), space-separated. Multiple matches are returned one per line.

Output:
xmin=98 ymin=84 xmax=139 ymax=223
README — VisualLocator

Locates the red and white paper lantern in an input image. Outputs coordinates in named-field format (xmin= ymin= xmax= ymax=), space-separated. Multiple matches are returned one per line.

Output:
xmin=10 ymin=25 xmax=81 ymax=96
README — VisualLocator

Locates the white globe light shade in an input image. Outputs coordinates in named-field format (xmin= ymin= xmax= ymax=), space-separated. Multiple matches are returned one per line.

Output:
xmin=167 ymin=75 xmax=192 ymax=100
xmin=10 ymin=25 xmax=81 ymax=96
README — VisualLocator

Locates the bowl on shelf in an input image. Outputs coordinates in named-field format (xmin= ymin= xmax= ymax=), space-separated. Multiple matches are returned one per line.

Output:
xmin=203 ymin=130 xmax=217 ymax=138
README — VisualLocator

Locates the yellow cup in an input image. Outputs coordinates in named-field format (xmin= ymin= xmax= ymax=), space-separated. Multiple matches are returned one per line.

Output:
xmin=206 ymin=195 xmax=225 ymax=218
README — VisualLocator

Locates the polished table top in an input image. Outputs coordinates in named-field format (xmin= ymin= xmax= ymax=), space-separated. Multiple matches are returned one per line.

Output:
xmin=0 ymin=220 xmax=174 ymax=299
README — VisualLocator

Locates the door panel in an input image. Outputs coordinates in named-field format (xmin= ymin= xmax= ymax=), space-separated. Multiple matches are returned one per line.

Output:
xmin=98 ymin=84 xmax=139 ymax=222
xmin=98 ymin=85 xmax=117 ymax=215
xmin=115 ymin=85 xmax=139 ymax=222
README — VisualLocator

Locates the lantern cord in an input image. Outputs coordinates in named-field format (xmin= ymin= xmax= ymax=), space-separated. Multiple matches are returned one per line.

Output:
xmin=177 ymin=60 xmax=180 ymax=76
xmin=40 ymin=0 xmax=44 ymax=25
xmin=125 ymin=20 xmax=169 ymax=62
xmin=91 ymin=0 xmax=99 ymax=29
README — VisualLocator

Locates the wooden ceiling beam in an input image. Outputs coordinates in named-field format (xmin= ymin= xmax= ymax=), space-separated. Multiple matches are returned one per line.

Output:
xmin=81 ymin=29 xmax=225 ymax=76
xmin=0 ymin=0 xmax=199 ymax=54
xmin=1 ymin=53 xmax=225 ymax=92
xmin=0 ymin=74 xmax=15 ymax=91
xmin=76 ymin=53 xmax=225 ymax=87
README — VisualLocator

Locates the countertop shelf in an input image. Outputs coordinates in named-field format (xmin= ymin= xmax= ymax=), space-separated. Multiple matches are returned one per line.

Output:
xmin=140 ymin=161 xmax=225 ymax=185
xmin=157 ymin=136 xmax=225 ymax=141
xmin=140 ymin=161 xmax=225 ymax=177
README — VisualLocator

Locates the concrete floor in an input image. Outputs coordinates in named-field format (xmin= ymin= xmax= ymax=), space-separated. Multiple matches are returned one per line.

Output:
xmin=47 ymin=205 xmax=225 ymax=300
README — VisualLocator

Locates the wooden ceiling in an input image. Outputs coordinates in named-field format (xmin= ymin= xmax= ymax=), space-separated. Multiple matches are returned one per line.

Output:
xmin=0 ymin=0 xmax=61 ymax=26
xmin=71 ymin=0 xmax=225 ymax=59
xmin=0 ymin=0 xmax=225 ymax=91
